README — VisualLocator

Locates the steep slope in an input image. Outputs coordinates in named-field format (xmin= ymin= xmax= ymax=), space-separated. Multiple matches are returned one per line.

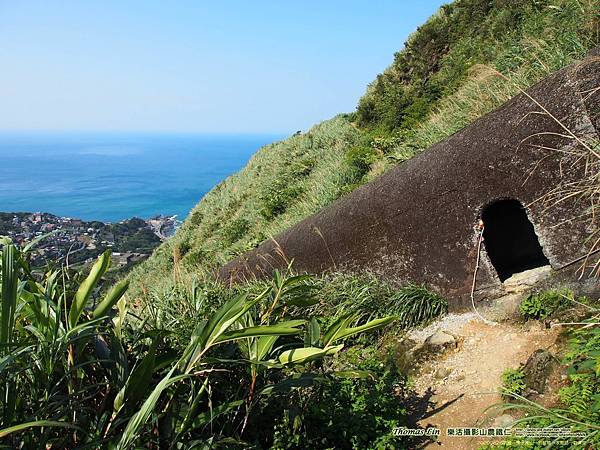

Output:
xmin=128 ymin=0 xmax=598 ymax=301
xmin=129 ymin=116 xmax=365 ymax=294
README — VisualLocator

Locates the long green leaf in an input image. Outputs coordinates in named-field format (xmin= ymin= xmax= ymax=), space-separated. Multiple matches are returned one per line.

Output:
xmin=216 ymin=322 xmax=304 ymax=344
xmin=184 ymin=289 xmax=270 ymax=372
xmin=93 ymin=279 xmax=129 ymax=319
xmin=278 ymin=344 xmax=343 ymax=365
xmin=117 ymin=367 xmax=188 ymax=450
xmin=332 ymin=316 xmax=396 ymax=343
xmin=0 ymin=420 xmax=80 ymax=438
xmin=68 ymin=250 xmax=111 ymax=329
xmin=1 ymin=243 xmax=18 ymax=349
xmin=254 ymin=320 xmax=305 ymax=361
xmin=191 ymin=399 xmax=244 ymax=429
xmin=305 ymin=317 xmax=321 ymax=347
xmin=322 ymin=314 xmax=356 ymax=346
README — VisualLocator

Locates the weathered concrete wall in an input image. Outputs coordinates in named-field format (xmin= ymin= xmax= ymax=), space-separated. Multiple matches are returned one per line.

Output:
xmin=219 ymin=52 xmax=600 ymax=310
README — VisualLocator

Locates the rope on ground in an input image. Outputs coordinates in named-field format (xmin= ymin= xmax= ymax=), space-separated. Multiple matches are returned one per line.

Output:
xmin=471 ymin=221 xmax=496 ymax=325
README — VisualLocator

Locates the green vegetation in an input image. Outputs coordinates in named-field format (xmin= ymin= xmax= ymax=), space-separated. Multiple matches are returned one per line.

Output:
xmin=489 ymin=298 xmax=600 ymax=449
xmin=558 ymin=320 xmax=600 ymax=427
xmin=1 ymin=238 xmax=453 ymax=448
xmin=491 ymin=323 xmax=600 ymax=449
xmin=313 ymin=275 xmax=448 ymax=329
xmin=519 ymin=288 xmax=572 ymax=320
xmin=105 ymin=217 xmax=162 ymax=253
xmin=3 ymin=0 xmax=599 ymax=447
xmin=128 ymin=0 xmax=599 ymax=301
xmin=355 ymin=0 xmax=599 ymax=133
xmin=270 ymin=346 xmax=410 ymax=450
xmin=500 ymin=368 xmax=527 ymax=399
xmin=129 ymin=116 xmax=364 ymax=297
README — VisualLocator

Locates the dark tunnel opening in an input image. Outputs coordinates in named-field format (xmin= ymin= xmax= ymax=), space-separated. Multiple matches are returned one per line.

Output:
xmin=482 ymin=199 xmax=550 ymax=282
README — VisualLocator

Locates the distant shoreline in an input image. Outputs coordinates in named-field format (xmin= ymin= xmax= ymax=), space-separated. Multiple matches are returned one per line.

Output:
xmin=0 ymin=132 xmax=281 ymax=223
xmin=0 ymin=211 xmax=180 ymax=267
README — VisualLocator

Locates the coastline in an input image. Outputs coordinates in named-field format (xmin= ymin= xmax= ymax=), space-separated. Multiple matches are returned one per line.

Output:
xmin=0 ymin=211 xmax=179 ymax=267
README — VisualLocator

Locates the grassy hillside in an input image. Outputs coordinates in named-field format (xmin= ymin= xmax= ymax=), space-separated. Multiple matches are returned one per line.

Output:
xmin=4 ymin=1 xmax=600 ymax=447
xmin=129 ymin=0 xmax=599 ymax=301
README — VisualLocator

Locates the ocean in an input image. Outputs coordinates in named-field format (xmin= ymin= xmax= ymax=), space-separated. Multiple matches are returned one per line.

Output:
xmin=0 ymin=132 xmax=283 ymax=222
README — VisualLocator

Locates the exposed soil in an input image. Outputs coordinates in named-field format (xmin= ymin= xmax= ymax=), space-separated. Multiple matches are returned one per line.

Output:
xmin=408 ymin=314 xmax=563 ymax=449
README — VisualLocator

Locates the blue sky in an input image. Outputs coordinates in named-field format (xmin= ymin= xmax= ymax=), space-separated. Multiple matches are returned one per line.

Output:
xmin=0 ymin=1 xmax=447 ymax=133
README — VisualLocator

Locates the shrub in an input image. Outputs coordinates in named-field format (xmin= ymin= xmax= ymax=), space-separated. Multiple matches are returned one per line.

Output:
xmin=495 ymin=314 xmax=600 ymax=448
xmin=269 ymin=346 xmax=414 ymax=450
xmin=314 ymin=275 xmax=447 ymax=335
xmin=394 ymin=283 xmax=448 ymax=329
xmin=0 ymin=244 xmax=395 ymax=448
xmin=355 ymin=0 xmax=598 ymax=133
xmin=222 ymin=217 xmax=250 ymax=243
xmin=501 ymin=368 xmax=526 ymax=399
xmin=176 ymin=239 xmax=192 ymax=257
xmin=189 ymin=210 xmax=203 ymax=226
xmin=260 ymin=180 xmax=304 ymax=219
xmin=289 ymin=157 xmax=316 ymax=178
xmin=558 ymin=321 xmax=600 ymax=419
xmin=519 ymin=289 xmax=572 ymax=320
xmin=346 ymin=145 xmax=378 ymax=175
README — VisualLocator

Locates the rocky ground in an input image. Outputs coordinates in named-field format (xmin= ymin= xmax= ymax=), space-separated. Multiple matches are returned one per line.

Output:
xmin=407 ymin=315 xmax=562 ymax=449
xmin=396 ymin=267 xmax=580 ymax=449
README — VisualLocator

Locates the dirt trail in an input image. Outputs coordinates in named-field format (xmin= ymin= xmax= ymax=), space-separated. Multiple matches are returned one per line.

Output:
xmin=408 ymin=313 xmax=561 ymax=449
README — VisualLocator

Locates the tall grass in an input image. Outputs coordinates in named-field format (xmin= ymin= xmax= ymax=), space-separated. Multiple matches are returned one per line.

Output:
xmin=128 ymin=116 xmax=364 ymax=300
xmin=0 ymin=240 xmax=397 ymax=448
xmin=128 ymin=0 xmax=599 ymax=304
xmin=312 ymin=274 xmax=448 ymax=329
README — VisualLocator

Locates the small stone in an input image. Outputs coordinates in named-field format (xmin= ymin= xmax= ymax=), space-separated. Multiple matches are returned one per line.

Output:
xmin=503 ymin=266 xmax=552 ymax=292
xmin=493 ymin=414 xmax=516 ymax=428
xmin=522 ymin=349 xmax=557 ymax=394
xmin=434 ymin=367 xmax=453 ymax=379
xmin=425 ymin=330 xmax=456 ymax=348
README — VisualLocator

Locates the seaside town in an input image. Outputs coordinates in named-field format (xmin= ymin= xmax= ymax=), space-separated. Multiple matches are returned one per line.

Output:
xmin=0 ymin=211 xmax=178 ymax=267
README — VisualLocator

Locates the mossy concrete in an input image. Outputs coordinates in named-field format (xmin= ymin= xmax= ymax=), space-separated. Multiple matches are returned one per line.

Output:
xmin=219 ymin=51 xmax=600 ymax=310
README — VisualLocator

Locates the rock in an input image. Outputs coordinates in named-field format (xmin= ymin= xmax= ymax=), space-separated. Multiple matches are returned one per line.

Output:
xmin=522 ymin=349 xmax=557 ymax=394
xmin=393 ymin=338 xmax=426 ymax=373
xmin=493 ymin=414 xmax=516 ymax=428
xmin=503 ymin=266 xmax=552 ymax=293
xmin=487 ymin=293 xmax=523 ymax=320
xmin=434 ymin=367 xmax=453 ymax=379
xmin=425 ymin=330 xmax=456 ymax=348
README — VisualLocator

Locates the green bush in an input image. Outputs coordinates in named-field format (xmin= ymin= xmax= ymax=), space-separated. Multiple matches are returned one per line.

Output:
xmin=222 ymin=217 xmax=250 ymax=243
xmin=269 ymin=346 xmax=414 ymax=450
xmin=260 ymin=180 xmax=304 ymax=219
xmin=495 ymin=314 xmax=600 ymax=448
xmin=355 ymin=0 xmax=598 ymax=133
xmin=501 ymin=367 xmax=526 ymax=398
xmin=346 ymin=145 xmax=378 ymax=174
xmin=0 ymin=242 xmax=397 ymax=448
xmin=519 ymin=289 xmax=572 ymax=320
xmin=558 ymin=322 xmax=600 ymax=420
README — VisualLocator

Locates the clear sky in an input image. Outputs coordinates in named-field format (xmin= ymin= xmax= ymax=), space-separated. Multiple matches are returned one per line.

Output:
xmin=0 ymin=1 xmax=447 ymax=134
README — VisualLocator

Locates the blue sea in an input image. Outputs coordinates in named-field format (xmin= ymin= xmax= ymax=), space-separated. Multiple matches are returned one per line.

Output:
xmin=0 ymin=132 xmax=283 ymax=222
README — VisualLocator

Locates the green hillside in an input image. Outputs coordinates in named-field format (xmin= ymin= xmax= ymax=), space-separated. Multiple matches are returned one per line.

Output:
xmin=129 ymin=0 xmax=598 ymax=301
xmin=4 ymin=1 xmax=600 ymax=447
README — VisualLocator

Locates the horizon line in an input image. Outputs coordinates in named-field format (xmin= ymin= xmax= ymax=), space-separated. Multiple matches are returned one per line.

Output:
xmin=0 ymin=128 xmax=293 ymax=136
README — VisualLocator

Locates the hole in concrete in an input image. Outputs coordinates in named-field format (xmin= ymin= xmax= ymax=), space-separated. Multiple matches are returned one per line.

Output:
xmin=482 ymin=199 xmax=550 ymax=282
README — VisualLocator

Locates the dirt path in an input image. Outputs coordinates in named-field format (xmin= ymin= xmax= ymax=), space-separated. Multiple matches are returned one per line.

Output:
xmin=408 ymin=313 xmax=561 ymax=449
